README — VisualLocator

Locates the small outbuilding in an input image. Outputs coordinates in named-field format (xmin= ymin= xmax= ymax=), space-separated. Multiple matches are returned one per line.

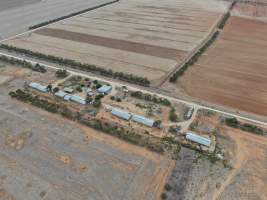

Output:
xmin=132 ymin=114 xmax=155 ymax=127
xmin=97 ymin=85 xmax=112 ymax=94
xmin=64 ymin=87 xmax=74 ymax=94
xmin=111 ymin=108 xmax=132 ymax=120
xmin=186 ymin=132 xmax=211 ymax=147
xmin=29 ymin=82 xmax=48 ymax=93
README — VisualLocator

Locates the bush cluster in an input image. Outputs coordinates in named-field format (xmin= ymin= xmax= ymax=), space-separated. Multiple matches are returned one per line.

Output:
xmin=225 ymin=117 xmax=265 ymax=135
xmin=170 ymin=31 xmax=219 ymax=82
xmin=130 ymin=91 xmax=171 ymax=106
xmin=0 ymin=44 xmax=150 ymax=86
xmin=55 ymin=69 xmax=69 ymax=78
xmin=0 ymin=55 xmax=46 ymax=73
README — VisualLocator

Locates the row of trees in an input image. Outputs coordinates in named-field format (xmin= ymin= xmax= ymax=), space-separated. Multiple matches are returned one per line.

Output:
xmin=0 ymin=55 xmax=46 ymax=73
xmin=225 ymin=117 xmax=265 ymax=135
xmin=0 ymin=45 xmax=150 ymax=86
xmin=29 ymin=0 xmax=119 ymax=29
xmin=130 ymin=91 xmax=171 ymax=107
xmin=169 ymin=31 xmax=220 ymax=82
xmin=9 ymin=89 xmax=164 ymax=153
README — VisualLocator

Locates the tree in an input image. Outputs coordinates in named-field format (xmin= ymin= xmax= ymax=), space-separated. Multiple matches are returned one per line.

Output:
xmin=55 ymin=69 xmax=68 ymax=78
xmin=169 ymin=107 xmax=179 ymax=122
xmin=53 ymin=87 xmax=59 ymax=93
xmin=86 ymin=95 xmax=93 ymax=103
xmin=154 ymin=120 xmax=162 ymax=128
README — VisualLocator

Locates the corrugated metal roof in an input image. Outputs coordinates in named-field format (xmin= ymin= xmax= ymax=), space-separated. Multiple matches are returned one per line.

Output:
xmin=98 ymin=85 xmax=112 ymax=94
xmin=54 ymin=90 xmax=68 ymax=98
xmin=111 ymin=108 xmax=132 ymax=120
xmin=186 ymin=132 xmax=211 ymax=147
xmin=64 ymin=87 xmax=74 ymax=93
xmin=70 ymin=95 xmax=87 ymax=105
xmin=29 ymin=82 xmax=47 ymax=93
xmin=63 ymin=94 xmax=72 ymax=101
xmin=132 ymin=114 xmax=155 ymax=127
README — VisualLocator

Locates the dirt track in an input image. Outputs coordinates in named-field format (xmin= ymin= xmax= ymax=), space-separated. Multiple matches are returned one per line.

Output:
xmin=213 ymin=127 xmax=267 ymax=200
xmin=175 ymin=16 xmax=267 ymax=117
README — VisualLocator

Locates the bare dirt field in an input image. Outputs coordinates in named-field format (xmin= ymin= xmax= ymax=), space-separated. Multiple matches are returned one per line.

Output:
xmin=232 ymin=2 xmax=267 ymax=20
xmin=0 ymin=64 xmax=174 ymax=200
xmin=168 ymin=111 xmax=267 ymax=200
xmin=0 ymin=0 xmax=114 ymax=39
xmin=214 ymin=127 xmax=267 ymax=200
xmin=166 ymin=16 xmax=267 ymax=117
xmin=0 ymin=0 xmax=40 ymax=12
xmin=4 ymin=0 xmax=230 ymax=85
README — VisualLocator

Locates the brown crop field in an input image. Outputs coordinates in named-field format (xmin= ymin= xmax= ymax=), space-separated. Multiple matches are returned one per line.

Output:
xmin=3 ymin=0 xmax=229 ymax=85
xmin=172 ymin=16 xmax=267 ymax=117
xmin=232 ymin=2 xmax=267 ymax=20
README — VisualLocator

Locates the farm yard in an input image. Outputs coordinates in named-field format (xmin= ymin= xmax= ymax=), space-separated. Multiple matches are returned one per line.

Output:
xmin=3 ymin=0 xmax=230 ymax=86
xmin=0 ymin=63 xmax=174 ymax=200
xmin=168 ymin=16 xmax=267 ymax=118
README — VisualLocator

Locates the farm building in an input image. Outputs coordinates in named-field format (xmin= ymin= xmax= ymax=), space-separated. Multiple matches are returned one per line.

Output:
xmin=29 ymin=82 xmax=48 ymax=93
xmin=70 ymin=95 xmax=87 ymax=105
xmin=186 ymin=132 xmax=211 ymax=147
xmin=54 ymin=90 xmax=68 ymax=98
xmin=111 ymin=108 xmax=132 ymax=120
xmin=64 ymin=87 xmax=74 ymax=94
xmin=132 ymin=114 xmax=155 ymax=127
xmin=63 ymin=94 xmax=72 ymax=101
xmin=98 ymin=85 xmax=112 ymax=94
xmin=185 ymin=107 xmax=194 ymax=120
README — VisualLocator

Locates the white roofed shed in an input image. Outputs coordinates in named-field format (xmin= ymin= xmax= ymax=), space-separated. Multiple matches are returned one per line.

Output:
xmin=186 ymin=132 xmax=211 ymax=147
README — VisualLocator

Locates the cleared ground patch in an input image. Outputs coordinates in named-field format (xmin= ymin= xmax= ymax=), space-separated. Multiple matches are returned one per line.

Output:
xmin=0 ymin=0 xmax=40 ymax=12
xmin=173 ymin=16 xmax=267 ymax=117
xmin=4 ymin=0 xmax=229 ymax=85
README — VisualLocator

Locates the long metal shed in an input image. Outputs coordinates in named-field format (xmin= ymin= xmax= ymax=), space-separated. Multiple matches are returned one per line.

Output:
xmin=132 ymin=114 xmax=155 ymax=127
xmin=186 ymin=132 xmax=211 ymax=147
xmin=70 ymin=95 xmax=87 ymax=105
xmin=29 ymin=82 xmax=48 ymax=93
xmin=111 ymin=108 xmax=132 ymax=120
xmin=54 ymin=90 xmax=68 ymax=98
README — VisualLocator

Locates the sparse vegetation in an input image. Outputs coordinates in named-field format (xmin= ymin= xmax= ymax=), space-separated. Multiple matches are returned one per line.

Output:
xmin=9 ymin=89 xmax=167 ymax=154
xmin=0 ymin=55 xmax=46 ymax=73
xmin=224 ymin=117 xmax=265 ymax=135
xmin=0 ymin=44 xmax=150 ymax=86
xmin=55 ymin=69 xmax=69 ymax=78
xmin=130 ymin=91 xmax=171 ymax=106
xmin=169 ymin=107 xmax=179 ymax=122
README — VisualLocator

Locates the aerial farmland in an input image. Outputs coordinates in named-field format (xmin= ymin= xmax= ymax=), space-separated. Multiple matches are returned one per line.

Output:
xmin=169 ymin=13 xmax=267 ymax=118
xmin=3 ymin=0 xmax=230 ymax=86
xmin=1 ymin=0 xmax=267 ymax=200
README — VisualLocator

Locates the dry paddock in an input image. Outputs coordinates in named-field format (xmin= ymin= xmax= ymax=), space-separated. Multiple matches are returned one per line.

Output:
xmin=4 ymin=0 xmax=230 ymax=85
xmin=0 ymin=65 xmax=174 ymax=200
xmin=176 ymin=16 xmax=267 ymax=117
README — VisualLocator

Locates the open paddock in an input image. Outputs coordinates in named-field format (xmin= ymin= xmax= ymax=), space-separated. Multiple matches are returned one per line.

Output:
xmin=4 ymin=0 xmax=229 ymax=85
xmin=0 ymin=67 xmax=174 ymax=200
xmin=175 ymin=16 xmax=267 ymax=117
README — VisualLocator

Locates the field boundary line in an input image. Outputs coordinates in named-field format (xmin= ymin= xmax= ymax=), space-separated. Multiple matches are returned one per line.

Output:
xmin=0 ymin=0 xmax=119 ymax=43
